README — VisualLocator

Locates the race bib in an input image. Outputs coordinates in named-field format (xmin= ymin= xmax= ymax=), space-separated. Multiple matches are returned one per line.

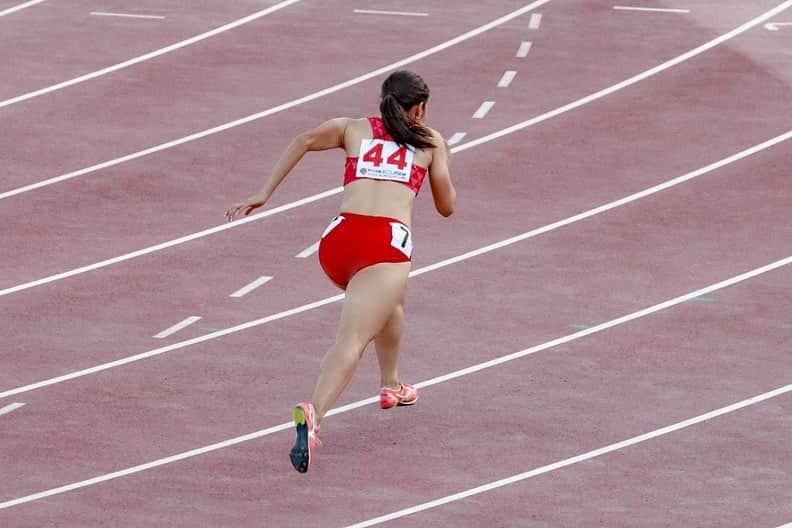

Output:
xmin=357 ymin=139 xmax=415 ymax=183
xmin=389 ymin=222 xmax=413 ymax=258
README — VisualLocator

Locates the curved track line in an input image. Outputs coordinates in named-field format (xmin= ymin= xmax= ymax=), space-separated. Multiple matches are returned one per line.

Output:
xmin=345 ymin=383 xmax=792 ymax=528
xmin=0 ymin=0 xmax=553 ymax=198
xmin=0 ymin=0 xmax=46 ymax=17
xmin=1 ymin=129 xmax=788 ymax=398
xmin=1 ymin=256 xmax=789 ymax=509
xmin=0 ymin=0 xmax=303 ymax=109
xmin=0 ymin=1 xmax=786 ymax=297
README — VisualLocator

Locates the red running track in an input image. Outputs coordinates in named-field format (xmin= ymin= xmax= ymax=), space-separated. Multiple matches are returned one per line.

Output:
xmin=1 ymin=1 xmax=791 ymax=526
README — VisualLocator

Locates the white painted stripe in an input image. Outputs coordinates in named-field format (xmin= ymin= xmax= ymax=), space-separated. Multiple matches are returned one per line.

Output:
xmin=0 ymin=402 xmax=25 ymax=416
xmin=497 ymin=70 xmax=517 ymax=87
xmin=447 ymin=132 xmax=467 ymax=146
xmin=0 ymin=0 xmax=553 ymax=198
xmin=229 ymin=276 xmax=272 ymax=298
xmin=152 ymin=316 xmax=202 ymax=339
xmin=0 ymin=1 xmax=786 ymax=296
xmin=516 ymin=40 xmax=533 ymax=57
xmin=344 ymin=385 xmax=792 ymax=527
xmin=775 ymin=523 xmax=792 ymax=528
xmin=0 ymin=130 xmax=788 ymax=399
xmin=472 ymin=101 xmax=495 ymax=119
xmin=353 ymin=9 xmax=428 ymax=17
xmin=0 ymin=0 xmax=46 ymax=17
xmin=529 ymin=12 xmax=542 ymax=29
xmin=765 ymin=22 xmax=792 ymax=30
xmin=90 ymin=12 xmax=166 ymax=20
xmin=613 ymin=6 xmax=691 ymax=14
xmin=2 ymin=260 xmax=790 ymax=508
xmin=0 ymin=0 xmax=303 ymax=108
xmin=295 ymin=241 xmax=320 ymax=258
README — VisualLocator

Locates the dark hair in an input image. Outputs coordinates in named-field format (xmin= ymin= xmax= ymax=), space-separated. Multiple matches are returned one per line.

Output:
xmin=379 ymin=70 xmax=435 ymax=149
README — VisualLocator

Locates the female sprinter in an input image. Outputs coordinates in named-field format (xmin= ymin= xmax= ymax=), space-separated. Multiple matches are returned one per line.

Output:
xmin=225 ymin=70 xmax=455 ymax=473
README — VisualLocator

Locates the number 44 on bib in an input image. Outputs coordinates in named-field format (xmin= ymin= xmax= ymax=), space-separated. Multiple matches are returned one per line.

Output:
xmin=357 ymin=138 xmax=415 ymax=183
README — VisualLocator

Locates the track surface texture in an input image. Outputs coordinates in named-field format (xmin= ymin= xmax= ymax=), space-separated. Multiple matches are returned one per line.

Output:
xmin=1 ymin=1 xmax=790 ymax=527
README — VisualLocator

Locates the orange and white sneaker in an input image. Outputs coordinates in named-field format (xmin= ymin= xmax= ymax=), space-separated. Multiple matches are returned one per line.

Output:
xmin=290 ymin=402 xmax=321 ymax=473
xmin=379 ymin=383 xmax=419 ymax=409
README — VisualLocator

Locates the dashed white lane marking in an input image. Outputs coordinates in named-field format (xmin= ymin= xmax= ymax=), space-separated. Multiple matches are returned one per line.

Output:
xmin=229 ymin=276 xmax=272 ymax=298
xmin=0 ymin=0 xmax=553 ymax=195
xmin=529 ymin=12 xmax=542 ymax=28
xmin=2 ymin=257 xmax=790 ymax=509
xmin=516 ymin=40 xmax=533 ymax=57
xmin=0 ymin=0 xmax=47 ymax=17
xmin=344 ymin=384 xmax=792 ymax=527
xmin=295 ymin=241 xmax=320 ymax=258
xmin=472 ymin=101 xmax=495 ymax=119
xmin=353 ymin=9 xmax=428 ymax=17
xmin=0 ymin=1 xmax=787 ymax=298
xmin=0 ymin=402 xmax=25 ymax=416
xmin=1 ymin=129 xmax=789 ymax=399
xmin=89 ymin=12 xmax=166 ymax=20
xmin=447 ymin=132 xmax=467 ymax=146
xmin=765 ymin=21 xmax=792 ymax=30
xmin=0 ymin=0 xmax=303 ymax=108
xmin=497 ymin=70 xmax=517 ymax=87
xmin=613 ymin=6 xmax=690 ymax=13
xmin=152 ymin=316 xmax=202 ymax=339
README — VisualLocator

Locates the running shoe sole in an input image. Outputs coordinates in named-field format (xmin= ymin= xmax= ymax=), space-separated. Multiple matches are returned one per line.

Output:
xmin=290 ymin=405 xmax=311 ymax=473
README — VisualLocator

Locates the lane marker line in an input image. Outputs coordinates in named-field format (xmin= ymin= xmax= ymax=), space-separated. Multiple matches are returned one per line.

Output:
xmin=295 ymin=241 xmax=320 ymax=259
xmin=0 ymin=402 xmax=25 ymax=416
xmin=516 ymin=40 xmax=533 ymax=57
xmin=447 ymin=132 xmax=467 ymax=146
xmin=352 ymin=9 xmax=428 ymax=17
xmin=497 ymin=70 xmax=517 ymax=88
xmin=1 ymin=130 xmax=789 ymax=398
xmin=0 ymin=0 xmax=302 ymax=109
xmin=0 ymin=0 xmax=554 ymax=198
xmin=529 ymin=12 xmax=542 ymax=29
xmin=1 ymin=257 xmax=790 ymax=509
xmin=152 ymin=316 xmax=202 ymax=339
xmin=344 ymin=384 xmax=792 ymax=527
xmin=613 ymin=6 xmax=691 ymax=14
xmin=89 ymin=12 xmax=166 ymax=20
xmin=765 ymin=21 xmax=792 ymax=30
xmin=473 ymin=101 xmax=495 ymax=119
xmin=0 ymin=0 xmax=46 ymax=17
xmin=229 ymin=276 xmax=272 ymax=298
xmin=1 ymin=1 xmax=788 ymax=297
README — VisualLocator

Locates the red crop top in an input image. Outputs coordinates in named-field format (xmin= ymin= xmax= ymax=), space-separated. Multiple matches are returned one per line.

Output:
xmin=343 ymin=116 xmax=429 ymax=195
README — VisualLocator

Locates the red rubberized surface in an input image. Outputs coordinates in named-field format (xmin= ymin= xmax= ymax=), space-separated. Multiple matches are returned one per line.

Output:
xmin=1 ymin=1 xmax=790 ymax=526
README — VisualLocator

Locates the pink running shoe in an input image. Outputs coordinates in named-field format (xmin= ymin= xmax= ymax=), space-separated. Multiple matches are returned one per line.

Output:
xmin=290 ymin=402 xmax=321 ymax=473
xmin=380 ymin=383 xmax=419 ymax=409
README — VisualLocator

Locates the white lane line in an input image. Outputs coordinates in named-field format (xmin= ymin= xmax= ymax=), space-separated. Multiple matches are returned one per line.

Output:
xmin=345 ymin=384 xmax=792 ymax=527
xmin=775 ymin=524 xmax=792 ymax=528
xmin=529 ymin=12 xmax=542 ymax=29
xmin=0 ymin=0 xmax=46 ymax=17
xmin=765 ymin=21 xmax=792 ymax=30
xmin=152 ymin=316 xmax=202 ymax=339
xmin=295 ymin=241 xmax=320 ymax=258
xmin=1 ymin=257 xmax=790 ymax=509
xmin=0 ymin=1 xmax=787 ymax=297
xmin=497 ymin=70 xmax=517 ymax=88
xmin=0 ymin=0 xmax=302 ymax=109
xmin=0 ymin=402 xmax=25 ymax=416
xmin=613 ymin=6 xmax=691 ymax=14
xmin=90 ymin=12 xmax=166 ymax=20
xmin=229 ymin=276 xmax=272 ymax=298
xmin=1 ymin=129 xmax=788 ymax=399
xmin=472 ymin=101 xmax=495 ymax=119
xmin=353 ymin=9 xmax=428 ymax=17
xmin=447 ymin=132 xmax=467 ymax=146
xmin=0 ymin=0 xmax=553 ymax=198
xmin=516 ymin=40 xmax=533 ymax=57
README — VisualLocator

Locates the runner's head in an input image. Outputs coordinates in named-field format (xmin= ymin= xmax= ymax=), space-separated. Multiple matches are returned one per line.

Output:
xmin=379 ymin=71 xmax=435 ymax=149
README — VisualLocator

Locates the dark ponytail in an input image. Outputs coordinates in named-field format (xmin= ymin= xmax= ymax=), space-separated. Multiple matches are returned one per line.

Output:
xmin=379 ymin=71 xmax=436 ymax=150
